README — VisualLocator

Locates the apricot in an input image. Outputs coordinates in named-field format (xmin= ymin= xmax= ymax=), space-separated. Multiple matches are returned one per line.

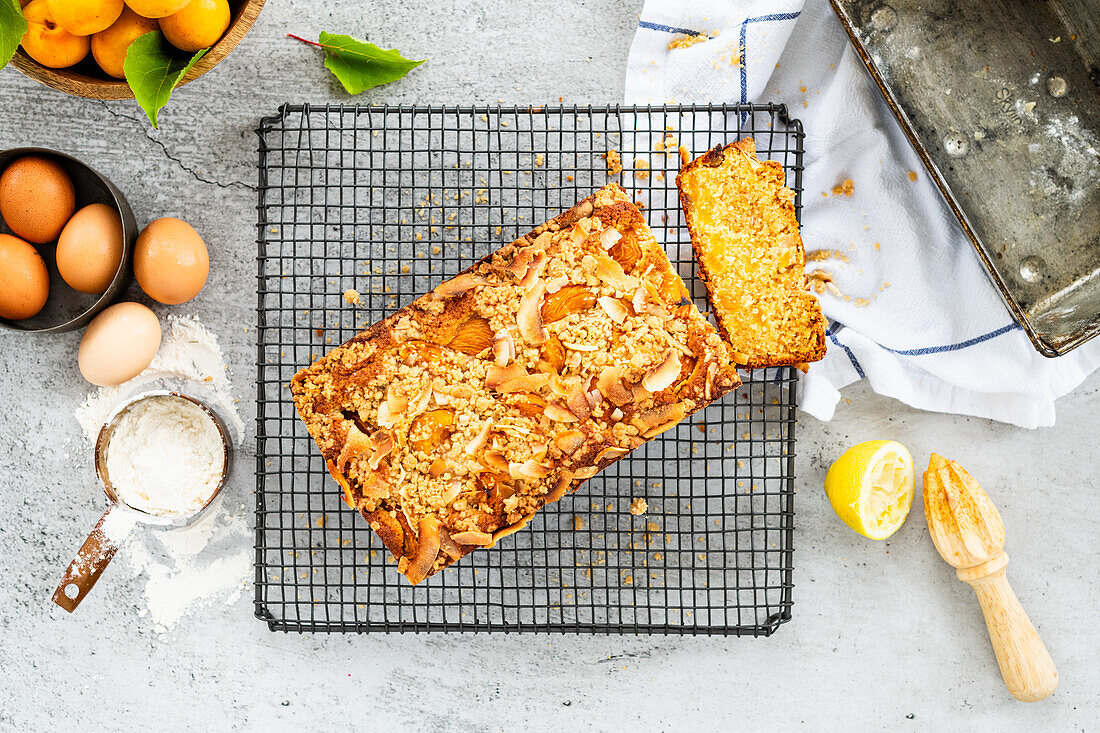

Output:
xmin=20 ymin=0 xmax=90 ymax=68
xmin=160 ymin=0 xmax=229 ymax=52
xmin=45 ymin=0 xmax=123 ymax=36
xmin=123 ymin=0 xmax=190 ymax=19
xmin=91 ymin=7 xmax=158 ymax=78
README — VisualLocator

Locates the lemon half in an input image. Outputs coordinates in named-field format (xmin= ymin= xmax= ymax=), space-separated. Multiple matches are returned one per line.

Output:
xmin=824 ymin=440 xmax=915 ymax=540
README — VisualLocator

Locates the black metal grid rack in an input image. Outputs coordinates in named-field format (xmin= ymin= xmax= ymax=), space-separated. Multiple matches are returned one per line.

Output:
xmin=255 ymin=103 xmax=803 ymax=635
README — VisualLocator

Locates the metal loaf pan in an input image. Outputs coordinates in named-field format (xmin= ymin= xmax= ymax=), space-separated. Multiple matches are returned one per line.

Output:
xmin=831 ymin=0 xmax=1100 ymax=356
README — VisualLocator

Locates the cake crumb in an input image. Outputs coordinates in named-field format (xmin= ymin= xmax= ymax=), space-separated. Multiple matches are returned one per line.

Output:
xmin=807 ymin=249 xmax=850 ymax=263
xmin=634 ymin=159 xmax=650 ymax=180
xmin=831 ymin=178 xmax=854 ymax=197
xmin=908 ymin=170 xmax=918 ymax=182
xmin=572 ymin=516 xmax=585 ymax=530
xmin=678 ymin=146 xmax=691 ymax=167
xmin=629 ymin=498 xmax=648 ymax=516
xmin=603 ymin=149 xmax=623 ymax=175
xmin=654 ymin=133 xmax=679 ymax=152
xmin=667 ymin=32 xmax=715 ymax=50
xmin=806 ymin=270 xmax=842 ymax=297
xmin=343 ymin=289 xmax=360 ymax=305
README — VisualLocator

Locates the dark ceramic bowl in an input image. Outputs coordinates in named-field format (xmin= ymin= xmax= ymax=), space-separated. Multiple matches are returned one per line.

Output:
xmin=0 ymin=148 xmax=136 ymax=334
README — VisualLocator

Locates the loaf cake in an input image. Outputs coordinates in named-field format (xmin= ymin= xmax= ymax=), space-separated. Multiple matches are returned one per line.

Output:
xmin=291 ymin=184 xmax=741 ymax=584
xmin=677 ymin=139 xmax=826 ymax=368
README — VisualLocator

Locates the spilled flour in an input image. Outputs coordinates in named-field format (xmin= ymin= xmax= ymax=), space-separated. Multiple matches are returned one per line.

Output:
xmin=76 ymin=315 xmax=245 ymax=443
xmin=74 ymin=314 xmax=252 ymax=634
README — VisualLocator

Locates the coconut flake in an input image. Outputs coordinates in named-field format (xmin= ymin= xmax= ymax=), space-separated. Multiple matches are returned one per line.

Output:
xmin=597 ymin=296 xmax=628 ymax=324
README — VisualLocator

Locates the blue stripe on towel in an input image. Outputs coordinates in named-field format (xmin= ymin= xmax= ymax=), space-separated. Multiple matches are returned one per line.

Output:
xmin=826 ymin=323 xmax=866 ymax=379
xmin=884 ymin=323 xmax=1021 ymax=356
xmin=638 ymin=20 xmax=707 ymax=36
xmin=739 ymin=12 xmax=802 ymax=106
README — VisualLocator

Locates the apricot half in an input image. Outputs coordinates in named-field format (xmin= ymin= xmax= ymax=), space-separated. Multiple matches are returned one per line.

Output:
xmin=91 ymin=7 xmax=158 ymax=78
xmin=123 ymin=0 xmax=190 ymax=19
xmin=160 ymin=0 xmax=229 ymax=52
xmin=21 ymin=0 xmax=90 ymax=68
xmin=45 ymin=0 xmax=124 ymax=36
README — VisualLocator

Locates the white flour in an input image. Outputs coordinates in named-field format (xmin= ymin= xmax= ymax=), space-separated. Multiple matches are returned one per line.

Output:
xmin=74 ymin=314 xmax=251 ymax=634
xmin=105 ymin=396 xmax=224 ymax=517
xmin=76 ymin=314 xmax=244 ymax=443
xmin=124 ymin=505 xmax=253 ymax=633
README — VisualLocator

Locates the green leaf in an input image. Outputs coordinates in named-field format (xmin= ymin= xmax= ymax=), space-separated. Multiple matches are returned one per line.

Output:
xmin=0 ymin=0 xmax=27 ymax=70
xmin=314 ymin=32 xmax=425 ymax=95
xmin=123 ymin=31 xmax=206 ymax=129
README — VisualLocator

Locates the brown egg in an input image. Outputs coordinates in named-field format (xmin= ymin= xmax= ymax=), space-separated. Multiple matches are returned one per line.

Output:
xmin=56 ymin=203 xmax=125 ymax=294
xmin=0 ymin=233 xmax=50 ymax=320
xmin=0 ymin=156 xmax=76 ymax=244
xmin=134 ymin=217 xmax=209 ymax=304
xmin=78 ymin=302 xmax=161 ymax=386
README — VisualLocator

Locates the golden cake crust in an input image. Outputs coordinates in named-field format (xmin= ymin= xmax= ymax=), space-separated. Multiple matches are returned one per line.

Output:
xmin=291 ymin=184 xmax=741 ymax=584
xmin=677 ymin=139 xmax=827 ymax=368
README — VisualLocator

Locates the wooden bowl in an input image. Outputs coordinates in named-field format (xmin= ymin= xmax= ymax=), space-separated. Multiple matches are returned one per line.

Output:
xmin=10 ymin=0 xmax=265 ymax=100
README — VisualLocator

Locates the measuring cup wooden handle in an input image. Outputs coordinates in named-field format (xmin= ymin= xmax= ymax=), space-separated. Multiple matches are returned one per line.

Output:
xmin=52 ymin=504 xmax=133 ymax=613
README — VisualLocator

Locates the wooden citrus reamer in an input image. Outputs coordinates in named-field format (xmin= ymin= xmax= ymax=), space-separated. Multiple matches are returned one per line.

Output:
xmin=923 ymin=454 xmax=1058 ymax=702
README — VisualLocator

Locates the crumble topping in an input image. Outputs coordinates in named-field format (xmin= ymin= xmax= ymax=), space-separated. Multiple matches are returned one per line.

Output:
xmin=291 ymin=184 xmax=740 ymax=584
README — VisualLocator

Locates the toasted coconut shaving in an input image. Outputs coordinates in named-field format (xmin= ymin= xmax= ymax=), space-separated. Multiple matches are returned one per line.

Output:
xmin=485 ymin=363 xmax=527 ymax=388
xmin=493 ymin=514 xmax=535 ymax=542
xmin=595 ymin=446 xmax=629 ymax=463
xmin=497 ymin=373 xmax=551 ymax=394
xmin=642 ymin=351 xmax=682 ymax=393
xmin=432 ymin=273 xmax=487 ymax=300
xmin=451 ymin=531 xmax=493 ymax=547
xmin=597 ymin=296 xmax=628 ymax=324
xmin=483 ymin=449 xmax=509 ymax=472
xmin=518 ymin=460 xmax=552 ymax=479
xmin=404 ymin=517 xmax=441 ymax=585
xmin=465 ymin=422 xmax=492 ymax=455
xmin=633 ymin=402 xmax=689 ymax=439
xmin=437 ymin=527 xmax=463 ymax=560
xmin=367 ymin=429 xmax=396 ymax=470
xmin=573 ymin=466 xmax=600 ymax=480
xmin=518 ymin=250 xmax=548 ymax=289
xmin=545 ymin=275 xmax=569 ymax=293
xmin=337 ymin=424 xmax=373 ymax=472
xmin=518 ymin=281 xmax=549 ymax=345
xmin=597 ymin=367 xmax=633 ymax=406
xmin=593 ymin=251 xmax=639 ymax=292
xmin=502 ymin=247 xmax=533 ymax=278
xmin=493 ymin=331 xmax=516 ymax=366
xmin=326 ymin=459 xmax=355 ymax=507
xmin=376 ymin=400 xmax=395 ymax=430
xmin=554 ymin=429 xmax=585 ymax=453
xmin=428 ymin=457 xmax=448 ymax=478
xmin=546 ymin=473 xmax=572 ymax=503
xmin=544 ymin=401 xmax=580 ymax=423
xmin=561 ymin=340 xmax=599 ymax=352
xmin=441 ymin=482 xmax=462 ymax=504
xmin=566 ymin=388 xmax=592 ymax=420
xmin=599 ymin=227 xmax=622 ymax=250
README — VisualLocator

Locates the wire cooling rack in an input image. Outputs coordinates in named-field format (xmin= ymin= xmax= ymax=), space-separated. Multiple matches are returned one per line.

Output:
xmin=255 ymin=103 xmax=804 ymax=635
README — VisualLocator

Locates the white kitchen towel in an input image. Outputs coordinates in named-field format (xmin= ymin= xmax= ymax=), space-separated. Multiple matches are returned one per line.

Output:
xmin=625 ymin=0 xmax=1100 ymax=429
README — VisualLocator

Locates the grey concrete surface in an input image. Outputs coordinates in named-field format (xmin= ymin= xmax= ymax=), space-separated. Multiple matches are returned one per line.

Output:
xmin=0 ymin=1 xmax=1097 ymax=730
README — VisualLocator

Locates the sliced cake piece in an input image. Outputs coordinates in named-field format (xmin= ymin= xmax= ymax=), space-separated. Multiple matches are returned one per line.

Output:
xmin=290 ymin=184 xmax=741 ymax=585
xmin=677 ymin=139 xmax=826 ymax=368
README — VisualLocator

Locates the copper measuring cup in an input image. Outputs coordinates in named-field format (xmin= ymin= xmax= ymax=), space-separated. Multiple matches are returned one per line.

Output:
xmin=52 ymin=390 xmax=233 ymax=613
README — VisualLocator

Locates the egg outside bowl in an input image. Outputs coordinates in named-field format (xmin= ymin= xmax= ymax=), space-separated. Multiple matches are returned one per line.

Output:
xmin=10 ymin=0 xmax=266 ymax=100
xmin=0 ymin=148 xmax=136 ymax=334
